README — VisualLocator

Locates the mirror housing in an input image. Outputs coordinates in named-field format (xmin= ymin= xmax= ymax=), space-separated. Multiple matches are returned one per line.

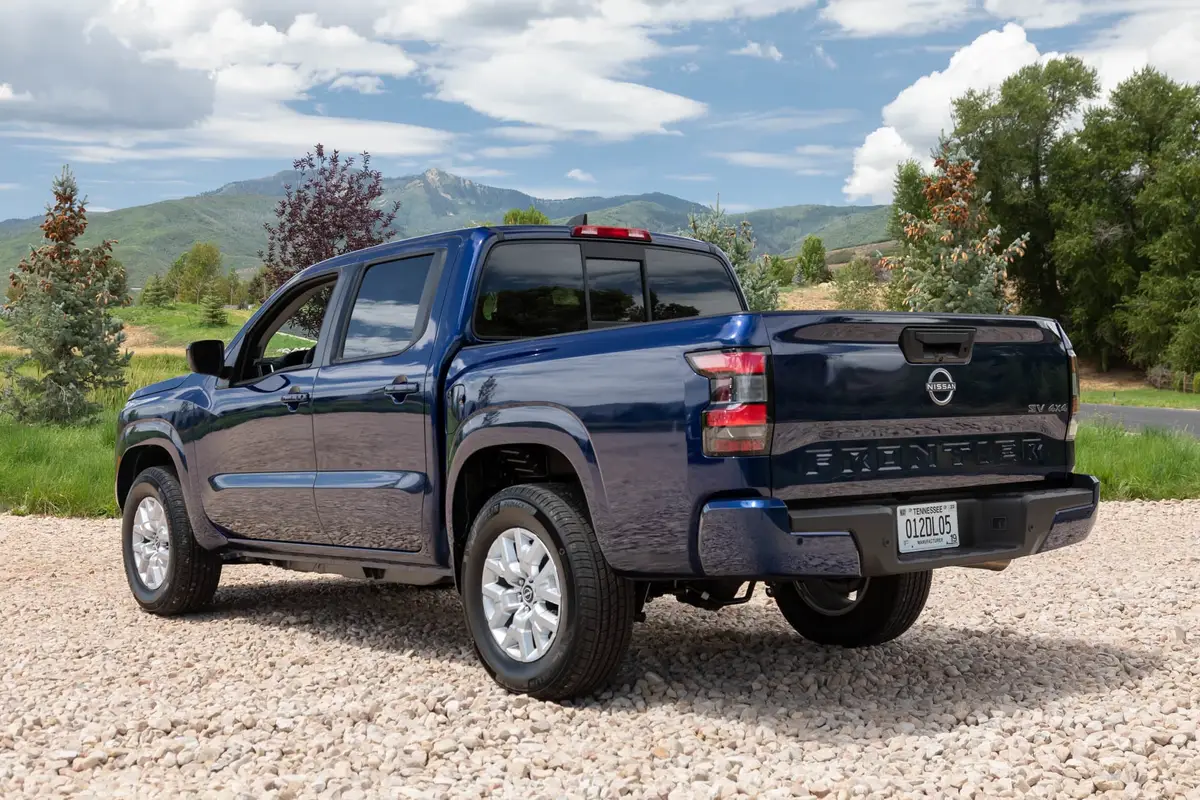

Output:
xmin=186 ymin=339 xmax=226 ymax=377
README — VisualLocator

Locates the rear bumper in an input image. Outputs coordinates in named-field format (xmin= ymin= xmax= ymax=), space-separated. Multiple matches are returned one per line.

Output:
xmin=696 ymin=474 xmax=1100 ymax=579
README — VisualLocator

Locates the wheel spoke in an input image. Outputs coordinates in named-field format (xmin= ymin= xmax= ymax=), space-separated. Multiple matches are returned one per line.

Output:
xmin=532 ymin=568 xmax=561 ymax=605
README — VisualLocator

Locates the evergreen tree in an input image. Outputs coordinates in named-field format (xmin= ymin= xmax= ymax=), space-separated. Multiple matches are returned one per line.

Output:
xmin=1 ymin=167 xmax=131 ymax=423
xmin=140 ymin=274 xmax=169 ymax=307
xmin=685 ymin=203 xmax=778 ymax=311
xmin=199 ymin=291 xmax=227 ymax=327
xmin=887 ymin=160 xmax=930 ymax=243
xmin=883 ymin=144 xmax=1027 ymax=314
xmin=794 ymin=235 xmax=829 ymax=284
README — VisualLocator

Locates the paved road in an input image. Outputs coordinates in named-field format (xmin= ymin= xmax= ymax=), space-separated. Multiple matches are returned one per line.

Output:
xmin=1079 ymin=403 xmax=1200 ymax=436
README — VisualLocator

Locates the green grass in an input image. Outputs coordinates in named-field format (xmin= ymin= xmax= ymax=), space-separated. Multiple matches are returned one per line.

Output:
xmin=116 ymin=302 xmax=254 ymax=347
xmin=1075 ymin=422 xmax=1200 ymax=500
xmin=1081 ymin=387 xmax=1200 ymax=410
xmin=0 ymin=354 xmax=188 ymax=516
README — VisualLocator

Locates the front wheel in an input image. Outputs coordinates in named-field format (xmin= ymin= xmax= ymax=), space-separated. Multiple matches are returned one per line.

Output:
xmin=771 ymin=571 xmax=932 ymax=647
xmin=460 ymin=483 xmax=635 ymax=701
xmin=122 ymin=467 xmax=222 ymax=616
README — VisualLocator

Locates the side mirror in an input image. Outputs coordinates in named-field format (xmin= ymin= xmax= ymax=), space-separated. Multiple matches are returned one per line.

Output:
xmin=186 ymin=339 xmax=226 ymax=377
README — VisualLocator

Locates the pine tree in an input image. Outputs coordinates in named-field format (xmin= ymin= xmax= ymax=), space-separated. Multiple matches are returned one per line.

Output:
xmin=882 ymin=144 xmax=1027 ymax=314
xmin=199 ymin=291 xmax=227 ymax=327
xmin=1 ymin=167 xmax=131 ymax=423
xmin=685 ymin=203 xmax=778 ymax=311
xmin=141 ymin=274 xmax=168 ymax=307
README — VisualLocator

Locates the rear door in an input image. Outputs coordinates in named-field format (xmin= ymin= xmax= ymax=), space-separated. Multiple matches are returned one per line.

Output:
xmin=310 ymin=251 xmax=442 ymax=554
xmin=765 ymin=313 xmax=1072 ymax=501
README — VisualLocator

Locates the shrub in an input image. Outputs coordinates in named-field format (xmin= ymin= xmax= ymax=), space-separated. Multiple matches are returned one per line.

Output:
xmin=832 ymin=257 xmax=880 ymax=311
xmin=795 ymin=235 xmax=829 ymax=285
xmin=503 ymin=206 xmax=552 ymax=225
xmin=766 ymin=255 xmax=795 ymax=286
xmin=1146 ymin=364 xmax=1173 ymax=389
xmin=1173 ymin=371 xmax=1187 ymax=392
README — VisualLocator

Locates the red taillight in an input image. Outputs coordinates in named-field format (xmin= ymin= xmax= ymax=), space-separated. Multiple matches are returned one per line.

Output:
xmin=571 ymin=225 xmax=652 ymax=242
xmin=687 ymin=348 xmax=771 ymax=457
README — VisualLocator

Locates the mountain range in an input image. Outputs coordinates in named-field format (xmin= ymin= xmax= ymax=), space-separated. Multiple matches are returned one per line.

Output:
xmin=0 ymin=168 xmax=890 ymax=287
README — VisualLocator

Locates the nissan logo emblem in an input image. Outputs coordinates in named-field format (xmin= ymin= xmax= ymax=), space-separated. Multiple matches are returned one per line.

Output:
xmin=926 ymin=367 xmax=956 ymax=406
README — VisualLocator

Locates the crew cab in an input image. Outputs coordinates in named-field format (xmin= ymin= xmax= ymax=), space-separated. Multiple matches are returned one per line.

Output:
xmin=115 ymin=222 xmax=1100 ymax=700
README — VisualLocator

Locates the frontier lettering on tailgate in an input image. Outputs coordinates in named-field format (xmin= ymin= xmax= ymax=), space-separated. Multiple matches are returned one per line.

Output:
xmin=802 ymin=437 xmax=1048 ymax=478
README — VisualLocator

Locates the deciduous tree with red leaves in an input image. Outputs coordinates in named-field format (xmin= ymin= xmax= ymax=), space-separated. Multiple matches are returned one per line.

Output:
xmin=260 ymin=144 xmax=401 ymax=335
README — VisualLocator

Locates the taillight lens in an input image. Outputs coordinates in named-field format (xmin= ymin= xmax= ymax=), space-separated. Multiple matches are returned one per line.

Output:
xmin=571 ymin=225 xmax=652 ymax=241
xmin=687 ymin=348 xmax=771 ymax=456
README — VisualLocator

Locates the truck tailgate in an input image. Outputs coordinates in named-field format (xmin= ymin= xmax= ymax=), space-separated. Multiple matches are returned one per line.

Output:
xmin=764 ymin=312 xmax=1073 ymax=500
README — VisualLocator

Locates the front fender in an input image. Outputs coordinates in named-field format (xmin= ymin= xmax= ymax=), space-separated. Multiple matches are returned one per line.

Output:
xmin=445 ymin=403 xmax=611 ymax=577
xmin=116 ymin=420 xmax=226 ymax=550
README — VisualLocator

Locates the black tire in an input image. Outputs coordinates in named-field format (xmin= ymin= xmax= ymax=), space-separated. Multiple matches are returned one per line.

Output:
xmin=122 ymin=467 xmax=222 ymax=616
xmin=460 ymin=483 xmax=635 ymax=701
xmin=772 ymin=571 xmax=932 ymax=647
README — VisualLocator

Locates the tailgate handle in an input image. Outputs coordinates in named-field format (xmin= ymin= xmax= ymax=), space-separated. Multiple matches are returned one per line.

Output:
xmin=900 ymin=327 xmax=976 ymax=364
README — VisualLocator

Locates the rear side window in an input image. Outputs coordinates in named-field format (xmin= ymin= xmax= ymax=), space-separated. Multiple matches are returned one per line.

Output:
xmin=645 ymin=248 xmax=743 ymax=320
xmin=339 ymin=253 xmax=435 ymax=360
xmin=474 ymin=243 xmax=586 ymax=339
xmin=586 ymin=258 xmax=646 ymax=324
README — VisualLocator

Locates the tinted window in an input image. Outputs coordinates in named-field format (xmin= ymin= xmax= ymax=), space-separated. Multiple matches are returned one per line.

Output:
xmin=586 ymin=259 xmax=646 ymax=324
xmin=645 ymin=248 xmax=743 ymax=320
xmin=340 ymin=254 xmax=435 ymax=359
xmin=475 ymin=243 xmax=585 ymax=339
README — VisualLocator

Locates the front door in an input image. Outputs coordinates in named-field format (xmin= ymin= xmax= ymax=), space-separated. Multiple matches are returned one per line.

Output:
xmin=194 ymin=277 xmax=339 ymax=544
xmin=312 ymin=252 xmax=440 ymax=555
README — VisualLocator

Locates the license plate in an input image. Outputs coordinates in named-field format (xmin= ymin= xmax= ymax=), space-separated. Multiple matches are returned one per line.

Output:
xmin=896 ymin=501 xmax=960 ymax=554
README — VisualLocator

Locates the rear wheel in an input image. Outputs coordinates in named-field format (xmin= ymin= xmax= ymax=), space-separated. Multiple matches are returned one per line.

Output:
xmin=772 ymin=571 xmax=932 ymax=647
xmin=460 ymin=483 xmax=635 ymax=701
xmin=122 ymin=467 xmax=222 ymax=616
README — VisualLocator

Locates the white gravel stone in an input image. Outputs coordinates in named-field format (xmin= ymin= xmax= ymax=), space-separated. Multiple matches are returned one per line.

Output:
xmin=1 ymin=502 xmax=1199 ymax=798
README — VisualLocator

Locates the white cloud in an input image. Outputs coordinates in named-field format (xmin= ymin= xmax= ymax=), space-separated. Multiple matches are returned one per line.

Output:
xmin=566 ymin=168 xmax=595 ymax=182
xmin=843 ymin=8 xmax=1200 ymax=202
xmin=731 ymin=41 xmax=784 ymax=61
xmin=843 ymin=23 xmax=1041 ymax=201
xmin=814 ymin=44 xmax=837 ymax=69
xmin=329 ymin=75 xmax=386 ymax=94
xmin=716 ymin=145 xmax=850 ymax=174
xmin=0 ymin=183 xmax=20 ymax=190
xmin=478 ymin=144 xmax=552 ymax=159
xmin=487 ymin=126 xmax=564 ymax=142
xmin=821 ymin=0 xmax=974 ymax=37
xmin=982 ymin=0 xmax=1089 ymax=28
xmin=708 ymin=108 xmax=857 ymax=132
xmin=681 ymin=61 xmax=700 ymax=73
xmin=0 ymin=83 xmax=32 ymax=102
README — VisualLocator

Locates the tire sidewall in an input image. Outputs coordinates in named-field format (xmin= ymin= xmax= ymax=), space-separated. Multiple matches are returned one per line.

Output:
xmin=122 ymin=472 xmax=179 ymax=608
xmin=461 ymin=496 xmax=577 ymax=694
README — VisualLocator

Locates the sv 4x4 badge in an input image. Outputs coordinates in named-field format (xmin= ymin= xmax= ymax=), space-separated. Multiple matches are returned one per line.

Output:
xmin=1028 ymin=404 xmax=1068 ymax=413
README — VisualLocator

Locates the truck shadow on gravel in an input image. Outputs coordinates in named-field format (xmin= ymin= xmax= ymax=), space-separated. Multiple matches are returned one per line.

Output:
xmin=207 ymin=577 xmax=1157 ymax=736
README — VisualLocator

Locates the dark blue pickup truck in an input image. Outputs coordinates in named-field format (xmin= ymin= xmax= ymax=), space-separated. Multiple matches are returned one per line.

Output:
xmin=116 ymin=222 xmax=1099 ymax=699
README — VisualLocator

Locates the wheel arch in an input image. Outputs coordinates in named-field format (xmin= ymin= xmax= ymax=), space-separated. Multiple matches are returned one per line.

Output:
xmin=115 ymin=422 xmax=188 ymax=511
xmin=444 ymin=404 xmax=610 ymax=588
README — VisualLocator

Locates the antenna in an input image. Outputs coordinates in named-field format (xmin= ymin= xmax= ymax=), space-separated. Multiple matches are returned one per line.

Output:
xmin=566 ymin=213 xmax=588 ymax=227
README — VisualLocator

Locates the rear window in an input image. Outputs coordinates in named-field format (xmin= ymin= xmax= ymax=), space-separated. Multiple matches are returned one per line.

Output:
xmin=645 ymin=248 xmax=742 ymax=320
xmin=474 ymin=243 xmax=586 ymax=339
xmin=474 ymin=241 xmax=743 ymax=340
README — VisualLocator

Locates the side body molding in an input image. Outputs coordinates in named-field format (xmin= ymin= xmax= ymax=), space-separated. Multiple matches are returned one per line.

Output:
xmin=444 ymin=403 xmax=610 ymax=579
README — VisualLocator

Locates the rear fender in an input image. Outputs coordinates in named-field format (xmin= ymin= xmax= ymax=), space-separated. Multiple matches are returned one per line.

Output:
xmin=445 ymin=403 xmax=610 ymax=575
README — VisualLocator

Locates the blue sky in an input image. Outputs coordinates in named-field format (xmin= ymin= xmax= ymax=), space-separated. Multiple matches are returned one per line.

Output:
xmin=1 ymin=1 xmax=1197 ymax=222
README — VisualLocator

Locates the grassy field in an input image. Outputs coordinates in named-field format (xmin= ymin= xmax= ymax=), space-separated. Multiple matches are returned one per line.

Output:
xmin=116 ymin=303 xmax=254 ymax=348
xmin=1081 ymin=387 xmax=1200 ymax=410
xmin=0 ymin=354 xmax=189 ymax=516
xmin=1075 ymin=422 xmax=1200 ymax=501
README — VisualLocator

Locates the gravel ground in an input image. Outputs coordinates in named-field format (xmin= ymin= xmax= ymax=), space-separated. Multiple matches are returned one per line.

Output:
xmin=1 ymin=502 xmax=1199 ymax=799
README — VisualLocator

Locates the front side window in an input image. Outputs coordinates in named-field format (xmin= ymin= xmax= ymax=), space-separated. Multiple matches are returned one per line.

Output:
xmin=474 ymin=243 xmax=586 ymax=339
xmin=239 ymin=278 xmax=336 ymax=381
xmin=340 ymin=254 xmax=435 ymax=360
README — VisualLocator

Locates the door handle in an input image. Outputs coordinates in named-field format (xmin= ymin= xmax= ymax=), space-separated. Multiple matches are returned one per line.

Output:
xmin=382 ymin=381 xmax=419 ymax=403
xmin=280 ymin=391 xmax=310 ymax=409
